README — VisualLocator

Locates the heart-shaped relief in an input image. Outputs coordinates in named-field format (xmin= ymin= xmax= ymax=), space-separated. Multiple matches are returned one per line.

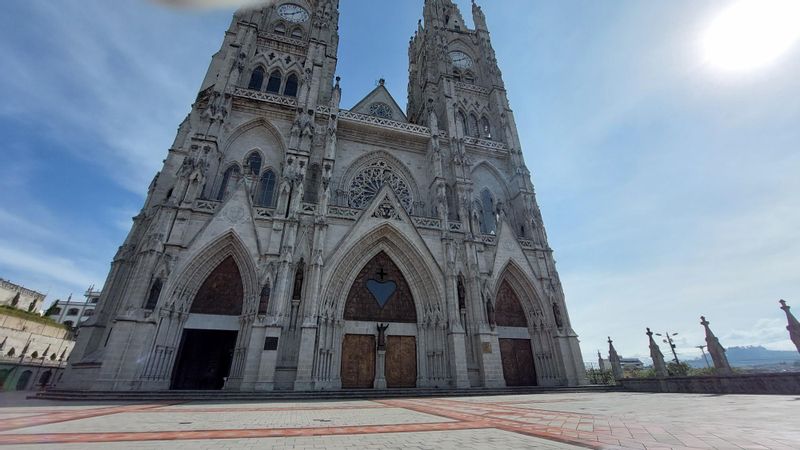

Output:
xmin=366 ymin=279 xmax=397 ymax=308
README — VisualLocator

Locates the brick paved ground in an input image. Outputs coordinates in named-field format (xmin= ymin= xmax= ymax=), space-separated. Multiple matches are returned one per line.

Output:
xmin=0 ymin=391 xmax=798 ymax=449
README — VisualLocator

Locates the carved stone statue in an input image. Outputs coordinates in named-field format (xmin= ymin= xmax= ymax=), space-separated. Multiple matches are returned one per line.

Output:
xmin=552 ymin=301 xmax=564 ymax=329
xmin=485 ymin=296 xmax=496 ymax=329
xmin=701 ymin=316 xmax=732 ymax=374
xmin=376 ymin=323 xmax=389 ymax=351
xmin=647 ymin=328 xmax=668 ymax=378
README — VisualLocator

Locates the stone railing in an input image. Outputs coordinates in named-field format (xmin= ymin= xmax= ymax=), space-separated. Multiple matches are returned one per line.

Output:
xmin=301 ymin=203 xmax=317 ymax=214
xmin=481 ymin=235 xmax=497 ymax=245
xmin=328 ymin=205 xmax=361 ymax=220
xmin=454 ymin=81 xmax=490 ymax=96
xmin=261 ymin=32 xmax=307 ymax=47
xmin=448 ymin=221 xmax=465 ymax=233
xmin=194 ymin=200 xmax=220 ymax=213
xmin=254 ymin=207 xmax=276 ymax=219
xmin=518 ymin=239 xmax=536 ymax=250
xmin=412 ymin=216 xmax=442 ymax=230
xmin=338 ymin=111 xmax=431 ymax=136
xmin=233 ymin=88 xmax=298 ymax=107
xmin=463 ymin=136 xmax=508 ymax=152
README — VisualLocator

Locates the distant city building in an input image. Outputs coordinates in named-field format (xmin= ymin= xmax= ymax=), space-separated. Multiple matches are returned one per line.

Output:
xmin=620 ymin=358 xmax=644 ymax=370
xmin=47 ymin=286 xmax=101 ymax=329
xmin=0 ymin=278 xmax=45 ymax=314
xmin=0 ymin=306 xmax=75 ymax=391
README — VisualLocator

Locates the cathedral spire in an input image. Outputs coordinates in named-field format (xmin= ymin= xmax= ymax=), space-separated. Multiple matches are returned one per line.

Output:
xmin=472 ymin=0 xmax=488 ymax=31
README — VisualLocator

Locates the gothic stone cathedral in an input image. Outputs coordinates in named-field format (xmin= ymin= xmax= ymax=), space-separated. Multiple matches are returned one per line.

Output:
xmin=61 ymin=0 xmax=587 ymax=392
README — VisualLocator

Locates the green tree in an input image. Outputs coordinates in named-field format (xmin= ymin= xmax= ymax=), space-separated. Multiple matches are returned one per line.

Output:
xmin=667 ymin=361 xmax=690 ymax=376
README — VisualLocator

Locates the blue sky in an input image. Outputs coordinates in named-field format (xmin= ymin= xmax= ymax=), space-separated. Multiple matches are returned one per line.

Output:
xmin=1 ymin=0 xmax=798 ymax=363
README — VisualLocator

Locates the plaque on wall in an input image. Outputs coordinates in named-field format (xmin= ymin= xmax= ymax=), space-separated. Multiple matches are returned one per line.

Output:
xmin=482 ymin=342 xmax=493 ymax=354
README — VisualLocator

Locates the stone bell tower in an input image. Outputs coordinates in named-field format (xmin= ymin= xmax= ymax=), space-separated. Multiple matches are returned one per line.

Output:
xmin=407 ymin=0 xmax=587 ymax=386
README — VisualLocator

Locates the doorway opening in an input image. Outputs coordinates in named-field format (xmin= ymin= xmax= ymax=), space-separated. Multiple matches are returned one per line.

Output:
xmin=171 ymin=329 xmax=238 ymax=390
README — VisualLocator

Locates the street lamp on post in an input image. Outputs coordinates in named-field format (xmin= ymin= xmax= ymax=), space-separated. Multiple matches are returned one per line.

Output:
xmin=696 ymin=345 xmax=710 ymax=368
xmin=655 ymin=331 xmax=680 ymax=364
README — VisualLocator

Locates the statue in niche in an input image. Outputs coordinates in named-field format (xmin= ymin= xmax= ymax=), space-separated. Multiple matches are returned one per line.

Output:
xmin=552 ymin=301 xmax=563 ymax=329
xmin=376 ymin=323 xmax=389 ymax=351
xmin=485 ymin=295 xmax=496 ymax=329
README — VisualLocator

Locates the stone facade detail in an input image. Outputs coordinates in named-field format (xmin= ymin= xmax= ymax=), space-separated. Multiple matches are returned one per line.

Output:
xmin=59 ymin=0 xmax=587 ymax=392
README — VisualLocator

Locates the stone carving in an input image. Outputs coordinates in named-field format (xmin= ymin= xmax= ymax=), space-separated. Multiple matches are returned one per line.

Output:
xmin=372 ymin=197 xmax=402 ymax=221
xmin=607 ymin=337 xmax=624 ymax=381
xmin=779 ymin=300 xmax=800 ymax=353
xmin=376 ymin=323 xmax=389 ymax=351
xmin=701 ymin=316 xmax=732 ymax=374
xmin=647 ymin=328 xmax=668 ymax=378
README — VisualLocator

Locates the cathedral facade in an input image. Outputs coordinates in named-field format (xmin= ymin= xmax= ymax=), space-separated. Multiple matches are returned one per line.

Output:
xmin=60 ymin=0 xmax=587 ymax=392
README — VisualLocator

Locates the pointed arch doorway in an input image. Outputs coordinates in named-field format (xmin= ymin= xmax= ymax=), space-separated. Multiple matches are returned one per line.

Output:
xmin=496 ymin=279 xmax=538 ymax=386
xmin=171 ymin=256 xmax=243 ymax=390
xmin=340 ymin=252 xmax=418 ymax=389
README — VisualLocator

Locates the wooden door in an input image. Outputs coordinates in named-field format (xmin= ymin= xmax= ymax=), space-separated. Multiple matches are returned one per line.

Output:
xmin=386 ymin=336 xmax=417 ymax=388
xmin=499 ymin=338 xmax=537 ymax=387
xmin=340 ymin=334 xmax=375 ymax=389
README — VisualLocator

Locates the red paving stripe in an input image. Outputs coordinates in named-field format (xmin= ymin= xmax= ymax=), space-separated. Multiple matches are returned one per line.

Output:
xmin=132 ymin=404 xmax=389 ymax=414
xmin=0 ymin=403 xmax=176 ymax=432
xmin=0 ymin=421 xmax=490 ymax=445
xmin=378 ymin=399 xmax=603 ymax=449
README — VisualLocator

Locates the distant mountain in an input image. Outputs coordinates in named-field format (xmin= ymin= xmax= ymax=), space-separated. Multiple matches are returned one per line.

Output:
xmin=686 ymin=346 xmax=800 ymax=368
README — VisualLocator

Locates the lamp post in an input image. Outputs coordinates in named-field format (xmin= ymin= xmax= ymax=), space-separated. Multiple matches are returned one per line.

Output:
xmin=656 ymin=331 xmax=680 ymax=364
xmin=696 ymin=345 xmax=710 ymax=368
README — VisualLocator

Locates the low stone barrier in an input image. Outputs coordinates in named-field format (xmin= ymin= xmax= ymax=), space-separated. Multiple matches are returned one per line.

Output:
xmin=620 ymin=372 xmax=800 ymax=395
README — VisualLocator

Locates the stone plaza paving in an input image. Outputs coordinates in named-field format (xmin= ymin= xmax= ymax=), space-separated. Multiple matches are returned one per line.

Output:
xmin=0 ymin=391 xmax=798 ymax=449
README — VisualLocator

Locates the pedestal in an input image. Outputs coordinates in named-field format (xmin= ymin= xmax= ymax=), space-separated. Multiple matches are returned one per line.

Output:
xmin=374 ymin=349 xmax=387 ymax=389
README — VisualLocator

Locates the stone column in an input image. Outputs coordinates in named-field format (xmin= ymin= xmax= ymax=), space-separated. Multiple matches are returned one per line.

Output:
xmin=700 ymin=316 xmax=732 ymax=374
xmin=375 ymin=350 xmax=387 ymax=389
xmin=647 ymin=328 xmax=668 ymax=378
xmin=779 ymin=300 xmax=800 ymax=354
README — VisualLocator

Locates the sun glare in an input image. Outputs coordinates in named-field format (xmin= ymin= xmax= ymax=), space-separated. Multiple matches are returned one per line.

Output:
xmin=703 ymin=0 xmax=800 ymax=73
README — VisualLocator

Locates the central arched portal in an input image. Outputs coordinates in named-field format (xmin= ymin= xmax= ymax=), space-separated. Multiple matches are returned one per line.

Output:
xmin=340 ymin=252 xmax=418 ymax=389
xmin=171 ymin=256 xmax=243 ymax=390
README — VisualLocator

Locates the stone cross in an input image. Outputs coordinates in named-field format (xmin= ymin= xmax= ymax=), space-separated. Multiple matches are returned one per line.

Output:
xmin=700 ymin=316 xmax=732 ymax=374
xmin=647 ymin=328 xmax=668 ymax=378
xmin=779 ymin=300 xmax=800 ymax=354
xmin=608 ymin=337 xmax=624 ymax=381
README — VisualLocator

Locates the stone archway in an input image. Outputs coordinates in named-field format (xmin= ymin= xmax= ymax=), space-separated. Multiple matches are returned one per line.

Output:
xmin=340 ymin=251 xmax=418 ymax=389
xmin=493 ymin=261 xmax=563 ymax=386
xmin=171 ymin=256 xmax=244 ymax=390
xmin=313 ymin=225 xmax=448 ymax=390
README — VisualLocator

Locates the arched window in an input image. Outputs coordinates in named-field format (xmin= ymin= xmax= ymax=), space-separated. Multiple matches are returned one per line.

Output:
xmin=446 ymin=185 xmax=458 ymax=221
xmin=6 ymin=348 xmax=15 ymax=357
xmin=52 ymin=307 xmax=61 ymax=315
xmin=290 ymin=27 xmax=303 ymax=40
xmin=216 ymin=165 xmax=241 ymax=201
xmin=255 ymin=169 xmax=277 ymax=207
xmin=246 ymin=151 xmax=262 ymax=175
xmin=481 ymin=116 xmax=492 ymax=139
xmin=469 ymin=114 xmax=480 ymax=138
xmin=274 ymin=23 xmax=287 ymax=35
xmin=67 ymin=308 xmax=79 ymax=316
xmin=283 ymin=73 xmax=299 ymax=97
xmin=63 ymin=321 xmax=74 ymax=328
xmin=144 ymin=278 xmax=162 ymax=310
xmin=83 ymin=309 xmax=94 ymax=317
xmin=457 ymin=275 xmax=467 ymax=310
xmin=248 ymin=67 xmax=265 ymax=91
xmin=266 ymin=70 xmax=282 ymax=94
xmin=31 ymin=351 xmax=39 ymax=359
xmin=457 ymin=111 xmax=468 ymax=136
xmin=480 ymin=190 xmax=497 ymax=234
xmin=303 ymin=163 xmax=321 ymax=203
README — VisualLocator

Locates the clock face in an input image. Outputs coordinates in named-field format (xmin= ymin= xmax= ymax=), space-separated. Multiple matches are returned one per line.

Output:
xmin=277 ymin=4 xmax=310 ymax=23
xmin=449 ymin=51 xmax=474 ymax=69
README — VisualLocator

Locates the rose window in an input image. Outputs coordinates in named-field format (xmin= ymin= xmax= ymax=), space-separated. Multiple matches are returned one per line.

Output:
xmin=349 ymin=160 xmax=413 ymax=212
xmin=368 ymin=102 xmax=393 ymax=119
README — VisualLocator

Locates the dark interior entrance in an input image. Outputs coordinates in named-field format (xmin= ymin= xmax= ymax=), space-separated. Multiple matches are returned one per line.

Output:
xmin=340 ymin=334 xmax=375 ymax=389
xmin=171 ymin=329 xmax=238 ymax=390
xmin=386 ymin=335 xmax=417 ymax=388
xmin=499 ymin=338 xmax=538 ymax=387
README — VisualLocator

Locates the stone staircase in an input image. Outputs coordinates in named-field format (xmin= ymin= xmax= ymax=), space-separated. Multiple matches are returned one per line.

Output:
xmin=33 ymin=385 xmax=618 ymax=402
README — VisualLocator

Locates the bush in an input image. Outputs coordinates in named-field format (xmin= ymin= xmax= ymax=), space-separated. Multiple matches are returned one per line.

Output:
xmin=667 ymin=361 xmax=691 ymax=376
xmin=586 ymin=368 xmax=615 ymax=385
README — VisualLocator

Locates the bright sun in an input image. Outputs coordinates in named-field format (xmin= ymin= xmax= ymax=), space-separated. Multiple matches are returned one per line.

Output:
xmin=703 ymin=0 xmax=800 ymax=73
